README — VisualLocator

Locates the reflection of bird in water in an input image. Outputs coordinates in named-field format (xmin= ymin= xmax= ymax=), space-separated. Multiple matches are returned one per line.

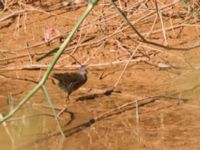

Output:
xmin=52 ymin=66 xmax=88 ymax=100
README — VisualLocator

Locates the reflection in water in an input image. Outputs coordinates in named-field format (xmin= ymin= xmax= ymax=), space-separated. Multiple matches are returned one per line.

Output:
xmin=0 ymin=106 xmax=56 ymax=150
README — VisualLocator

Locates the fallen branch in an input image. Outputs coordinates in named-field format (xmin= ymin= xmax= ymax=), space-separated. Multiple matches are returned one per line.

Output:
xmin=0 ymin=57 xmax=148 ymax=71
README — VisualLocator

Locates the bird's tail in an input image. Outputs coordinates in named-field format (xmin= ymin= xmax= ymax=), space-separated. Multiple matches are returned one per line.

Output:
xmin=52 ymin=73 xmax=61 ymax=80
xmin=51 ymin=73 xmax=63 ymax=85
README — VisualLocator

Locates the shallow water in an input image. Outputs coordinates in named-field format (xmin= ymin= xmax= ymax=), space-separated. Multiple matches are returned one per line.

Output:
xmin=0 ymin=105 xmax=55 ymax=150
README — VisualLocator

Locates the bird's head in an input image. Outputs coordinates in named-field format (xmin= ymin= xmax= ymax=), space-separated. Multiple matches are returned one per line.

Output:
xmin=77 ymin=65 xmax=88 ymax=75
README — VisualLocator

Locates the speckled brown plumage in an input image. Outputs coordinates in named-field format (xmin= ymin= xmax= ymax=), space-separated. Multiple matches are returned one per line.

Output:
xmin=52 ymin=66 xmax=87 ymax=100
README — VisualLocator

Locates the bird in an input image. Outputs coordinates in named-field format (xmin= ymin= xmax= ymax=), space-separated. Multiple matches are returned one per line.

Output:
xmin=52 ymin=65 xmax=88 ymax=100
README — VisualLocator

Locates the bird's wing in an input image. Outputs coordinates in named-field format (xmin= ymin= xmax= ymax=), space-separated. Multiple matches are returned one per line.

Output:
xmin=52 ymin=72 xmax=79 ymax=84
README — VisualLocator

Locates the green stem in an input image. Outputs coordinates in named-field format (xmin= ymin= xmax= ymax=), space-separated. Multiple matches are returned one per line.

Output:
xmin=41 ymin=86 xmax=65 ymax=138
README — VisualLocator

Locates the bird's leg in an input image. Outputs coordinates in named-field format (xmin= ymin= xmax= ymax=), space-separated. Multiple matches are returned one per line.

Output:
xmin=64 ymin=93 xmax=71 ymax=107
xmin=57 ymin=94 xmax=69 ymax=117
xmin=66 ymin=93 xmax=70 ymax=101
